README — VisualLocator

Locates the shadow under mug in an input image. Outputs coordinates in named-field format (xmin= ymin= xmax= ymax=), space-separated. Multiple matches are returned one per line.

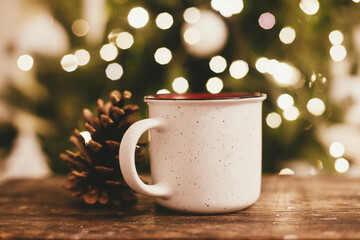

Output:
xmin=119 ymin=93 xmax=266 ymax=214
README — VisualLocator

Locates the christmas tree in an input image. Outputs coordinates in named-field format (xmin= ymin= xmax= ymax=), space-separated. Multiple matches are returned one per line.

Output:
xmin=1 ymin=0 xmax=359 ymax=176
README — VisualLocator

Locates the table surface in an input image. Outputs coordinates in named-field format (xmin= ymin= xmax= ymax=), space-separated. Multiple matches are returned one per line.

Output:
xmin=0 ymin=175 xmax=360 ymax=239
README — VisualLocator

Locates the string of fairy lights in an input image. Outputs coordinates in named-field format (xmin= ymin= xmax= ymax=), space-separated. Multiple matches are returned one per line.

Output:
xmin=14 ymin=0 xmax=359 ymax=174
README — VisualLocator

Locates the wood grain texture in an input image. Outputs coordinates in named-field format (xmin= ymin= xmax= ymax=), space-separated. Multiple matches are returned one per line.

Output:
xmin=0 ymin=175 xmax=360 ymax=239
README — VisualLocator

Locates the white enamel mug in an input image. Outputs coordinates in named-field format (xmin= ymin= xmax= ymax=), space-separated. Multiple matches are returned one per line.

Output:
xmin=119 ymin=93 xmax=266 ymax=214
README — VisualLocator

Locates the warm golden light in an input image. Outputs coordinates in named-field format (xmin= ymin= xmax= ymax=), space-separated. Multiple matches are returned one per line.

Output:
xmin=108 ymin=29 xmax=121 ymax=44
xmin=229 ymin=60 xmax=249 ymax=79
xmin=156 ymin=12 xmax=173 ymax=30
xmin=183 ymin=27 xmax=201 ymax=45
xmin=181 ymin=10 xmax=228 ymax=58
xmin=330 ymin=45 xmax=347 ymax=62
xmin=283 ymin=106 xmax=300 ymax=121
xmin=279 ymin=27 xmax=296 ymax=44
xmin=74 ymin=49 xmax=90 ymax=66
xmin=60 ymin=54 xmax=78 ymax=72
xmin=317 ymin=159 xmax=323 ymax=170
xmin=100 ymin=44 xmax=118 ymax=62
xmin=255 ymin=57 xmax=269 ymax=73
xmin=255 ymin=58 xmax=300 ymax=86
xmin=311 ymin=73 xmax=316 ymax=82
xmin=279 ymin=168 xmax=295 ymax=175
xmin=272 ymin=63 xmax=300 ymax=87
xmin=299 ymin=0 xmax=320 ymax=15
xmin=266 ymin=112 xmax=282 ymax=129
xmin=209 ymin=55 xmax=227 ymax=73
xmin=72 ymin=19 xmax=89 ymax=37
xmin=266 ymin=59 xmax=280 ymax=75
xmin=334 ymin=158 xmax=349 ymax=173
xmin=105 ymin=63 xmax=123 ymax=81
xmin=206 ymin=77 xmax=223 ymax=94
xmin=329 ymin=142 xmax=345 ymax=158
xmin=277 ymin=94 xmax=294 ymax=110
xmin=183 ymin=7 xmax=201 ymax=24
xmin=154 ymin=47 xmax=172 ymax=65
xmin=211 ymin=0 xmax=244 ymax=18
xmin=172 ymin=77 xmax=189 ymax=94
xmin=329 ymin=30 xmax=344 ymax=45
xmin=17 ymin=55 xmax=34 ymax=71
xmin=156 ymin=89 xmax=171 ymax=94
xmin=128 ymin=7 xmax=149 ymax=29
xmin=116 ymin=32 xmax=134 ymax=50
xmin=307 ymin=98 xmax=325 ymax=116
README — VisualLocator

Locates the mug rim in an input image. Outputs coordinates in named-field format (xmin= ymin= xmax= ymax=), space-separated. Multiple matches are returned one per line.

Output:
xmin=145 ymin=92 xmax=266 ymax=101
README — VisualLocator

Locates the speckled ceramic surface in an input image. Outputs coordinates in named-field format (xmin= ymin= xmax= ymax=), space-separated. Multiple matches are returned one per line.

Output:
xmin=119 ymin=93 xmax=266 ymax=214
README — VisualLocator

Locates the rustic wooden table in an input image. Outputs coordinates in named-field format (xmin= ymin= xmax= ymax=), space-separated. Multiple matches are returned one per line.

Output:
xmin=0 ymin=175 xmax=360 ymax=239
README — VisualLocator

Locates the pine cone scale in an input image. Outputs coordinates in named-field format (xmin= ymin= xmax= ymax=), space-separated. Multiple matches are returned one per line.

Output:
xmin=88 ymin=140 xmax=102 ymax=152
xmin=105 ymin=140 xmax=120 ymax=151
xmin=69 ymin=136 xmax=92 ymax=165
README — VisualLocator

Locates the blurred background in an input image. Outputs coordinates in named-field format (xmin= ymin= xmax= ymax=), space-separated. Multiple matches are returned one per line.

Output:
xmin=0 ymin=0 xmax=359 ymax=180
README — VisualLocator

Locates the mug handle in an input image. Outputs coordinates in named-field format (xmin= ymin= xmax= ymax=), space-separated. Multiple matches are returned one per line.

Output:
xmin=119 ymin=118 xmax=172 ymax=198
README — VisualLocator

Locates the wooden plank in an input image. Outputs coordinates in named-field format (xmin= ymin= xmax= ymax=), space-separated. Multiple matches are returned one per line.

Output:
xmin=0 ymin=175 xmax=360 ymax=239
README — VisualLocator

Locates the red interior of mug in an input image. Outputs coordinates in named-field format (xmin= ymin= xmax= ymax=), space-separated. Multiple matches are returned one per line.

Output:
xmin=147 ymin=93 xmax=263 ymax=100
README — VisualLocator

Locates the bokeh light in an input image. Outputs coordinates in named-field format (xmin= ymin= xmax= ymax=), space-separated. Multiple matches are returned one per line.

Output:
xmin=17 ymin=55 xmax=34 ymax=71
xmin=74 ymin=49 xmax=90 ymax=66
xmin=279 ymin=168 xmax=295 ymax=175
xmin=318 ymin=159 xmax=324 ymax=170
xmin=60 ymin=54 xmax=78 ymax=72
xmin=128 ymin=7 xmax=149 ymax=29
xmin=71 ymin=19 xmax=89 ymax=37
xmin=255 ymin=57 xmax=269 ymax=73
xmin=154 ymin=47 xmax=172 ymax=65
xmin=105 ymin=63 xmax=123 ymax=81
xmin=100 ymin=44 xmax=118 ymax=61
xmin=209 ymin=55 xmax=227 ymax=73
xmin=206 ymin=77 xmax=223 ymax=94
xmin=156 ymin=12 xmax=173 ymax=30
xmin=299 ymin=0 xmax=320 ymax=15
xmin=266 ymin=59 xmax=279 ymax=75
xmin=334 ymin=158 xmax=349 ymax=173
xmin=183 ymin=27 xmax=201 ymax=45
xmin=80 ymin=131 xmax=92 ymax=145
xmin=172 ymin=77 xmax=189 ymax=94
xmin=229 ymin=60 xmax=249 ymax=79
xmin=329 ymin=30 xmax=344 ymax=45
xmin=279 ymin=27 xmax=296 ymax=44
xmin=283 ymin=106 xmax=300 ymax=121
xmin=116 ymin=32 xmax=134 ymax=50
xmin=258 ymin=12 xmax=276 ymax=30
xmin=310 ymin=73 xmax=316 ymax=82
xmin=183 ymin=7 xmax=201 ymax=24
xmin=266 ymin=112 xmax=282 ymax=129
xmin=277 ymin=94 xmax=294 ymax=110
xmin=307 ymin=98 xmax=325 ymax=116
xmin=330 ymin=45 xmax=347 ymax=62
xmin=181 ymin=10 xmax=228 ymax=58
xmin=156 ymin=89 xmax=171 ymax=94
xmin=211 ymin=0 xmax=244 ymax=18
xmin=329 ymin=142 xmax=345 ymax=158
xmin=108 ymin=29 xmax=121 ymax=44
xmin=272 ymin=63 xmax=300 ymax=87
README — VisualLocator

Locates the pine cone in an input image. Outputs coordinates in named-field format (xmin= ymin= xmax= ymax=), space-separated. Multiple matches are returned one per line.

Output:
xmin=60 ymin=90 xmax=146 ymax=206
